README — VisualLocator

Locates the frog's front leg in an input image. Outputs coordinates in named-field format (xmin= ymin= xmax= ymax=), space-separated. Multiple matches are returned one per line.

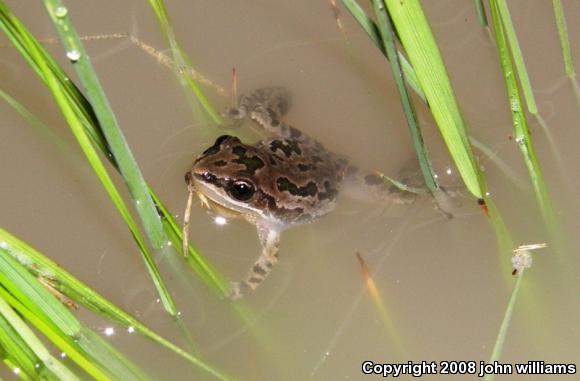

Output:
xmin=229 ymin=224 xmax=281 ymax=300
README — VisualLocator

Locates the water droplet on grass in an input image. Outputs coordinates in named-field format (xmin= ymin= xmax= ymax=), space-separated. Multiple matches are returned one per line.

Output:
xmin=66 ymin=50 xmax=80 ymax=63
xmin=54 ymin=6 xmax=68 ymax=18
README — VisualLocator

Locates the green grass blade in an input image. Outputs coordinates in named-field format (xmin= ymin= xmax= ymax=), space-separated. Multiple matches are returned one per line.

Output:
xmin=483 ymin=273 xmax=524 ymax=381
xmin=495 ymin=0 xmax=538 ymax=114
xmin=489 ymin=0 xmax=559 ymax=247
xmin=0 ymin=247 xmax=141 ymax=380
xmin=383 ymin=0 xmax=485 ymax=199
xmin=475 ymin=0 xmax=488 ymax=27
xmin=0 ymin=2 xmax=177 ymax=315
xmin=0 ymin=295 xmax=80 ymax=380
xmin=43 ymin=0 xmax=167 ymax=251
xmin=147 ymin=0 xmax=223 ymax=125
xmin=0 ymin=312 xmax=57 ymax=379
xmin=0 ymin=227 xmax=231 ymax=381
xmin=0 ymin=288 xmax=119 ymax=381
xmin=371 ymin=0 xmax=438 ymax=193
xmin=0 ymin=11 xmax=226 ymax=295
xmin=340 ymin=0 xmax=426 ymax=103
xmin=149 ymin=191 xmax=229 ymax=295
xmin=552 ymin=0 xmax=575 ymax=77
xmin=0 ymin=70 xmax=225 ymax=299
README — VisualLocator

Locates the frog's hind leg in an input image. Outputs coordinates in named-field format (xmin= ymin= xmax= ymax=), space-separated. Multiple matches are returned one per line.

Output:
xmin=229 ymin=225 xmax=281 ymax=300
xmin=342 ymin=165 xmax=422 ymax=204
xmin=223 ymin=87 xmax=299 ymax=139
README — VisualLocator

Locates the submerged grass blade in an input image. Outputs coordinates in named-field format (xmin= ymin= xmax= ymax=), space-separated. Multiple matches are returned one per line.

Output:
xmin=552 ymin=0 xmax=575 ymax=77
xmin=475 ymin=0 xmax=488 ymax=27
xmin=371 ymin=0 xmax=438 ymax=194
xmin=0 ymin=228 xmax=231 ymax=380
xmin=340 ymin=0 xmax=426 ymax=103
xmin=43 ymin=0 xmax=167 ymax=251
xmin=383 ymin=0 xmax=485 ymax=199
xmin=0 ymin=1 xmax=177 ymax=315
xmin=356 ymin=253 xmax=404 ymax=354
xmin=495 ymin=0 xmax=537 ymax=114
xmin=483 ymin=273 xmax=524 ymax=381
xmin=489 ymin=0 xmax=560 ymax=250
xmin=147 ymin=0 xmax=223 ymax=125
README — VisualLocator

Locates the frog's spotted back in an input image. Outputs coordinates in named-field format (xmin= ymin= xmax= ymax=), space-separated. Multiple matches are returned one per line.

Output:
xmin=184 ymin=87 xmax=420 ymax=299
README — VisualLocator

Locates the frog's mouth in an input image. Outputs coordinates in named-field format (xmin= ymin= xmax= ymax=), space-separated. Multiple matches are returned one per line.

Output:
xmin=189 ymin=178 xmax=264 ymax=220
xmin=193 ymin=186 xmax=242 ymax=220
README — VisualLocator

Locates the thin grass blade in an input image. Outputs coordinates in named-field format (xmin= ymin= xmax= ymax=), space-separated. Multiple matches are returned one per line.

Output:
xmin=0 ymin=227 xmax=231 ymax=381
xmin=43 ymin=0 xmax=168 ymax=251
xmin=0 ymin=2 xmax=177 ymax=315
xmin=483 ymin=273 xmax=524 ymax=381
xmin=552 ymin=0 xmax=575 ymax=77
xmin=475 ymin=0 xmax=488 ymax=27
xmin=340 ymin=0 xmax=426 ymax=103
xmin=495 ymin=0 xmax=538 ymax=114
xmin=9 ymin=1 xmax=225 ymax=294
xmin=371 ymin=0 xmax=438 ymax=193
xmin=1 ymin=84 xmax=227 ymax=297
xmin=147 ymin=0 xmax=222 ymax=125
xmin=149 ymin=191 xmax=229 ymax=295
xmin=0 ymin=311 xmax=60 ymax=380
xmin=0 ymin=244 xmax=143 ymax=380
xmin=489 ymin=0 xmax=560 ymax=250
xmin=0 ymin=295 xmax=80 ymax=380
xmin=383 ymin=0 xmax=485 ymax=199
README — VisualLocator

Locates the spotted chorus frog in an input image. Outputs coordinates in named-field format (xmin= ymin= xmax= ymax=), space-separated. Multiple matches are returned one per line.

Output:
xmin=184 ymin=88 xmax=417 ymax=299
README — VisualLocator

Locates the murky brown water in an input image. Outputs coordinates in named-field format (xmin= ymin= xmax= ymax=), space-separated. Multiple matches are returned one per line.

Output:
xmin=1 ymin=1 xmax=579 ymax=380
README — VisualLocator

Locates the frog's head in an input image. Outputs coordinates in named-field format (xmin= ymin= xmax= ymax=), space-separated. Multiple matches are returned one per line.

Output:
xmin=186 ymin=135 xmax=273 ymax=220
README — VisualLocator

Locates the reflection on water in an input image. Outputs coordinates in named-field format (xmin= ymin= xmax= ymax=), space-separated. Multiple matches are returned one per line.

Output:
xmin=0 ymin=0 xmax=579 ymax=379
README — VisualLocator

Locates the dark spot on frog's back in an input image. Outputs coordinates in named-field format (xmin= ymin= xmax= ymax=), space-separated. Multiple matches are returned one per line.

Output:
xmin=297 ymin=163 xmax=314 ymax=172
xmin=234 ymin=155 xmax=264 ymax=175
xmin=232 ymin=146 xmax=247 ymax=156
xmin=213 ymin=160 xmax=227 ymax=167
xmin=276 ymin=177 xmax=318 ymax=197
xmin=270 ymin=139 xmax=302 ymax=158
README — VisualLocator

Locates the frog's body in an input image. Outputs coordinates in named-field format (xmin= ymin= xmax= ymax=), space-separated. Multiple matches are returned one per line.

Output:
xmin=185 ymin=88 xmax=416 ymax=299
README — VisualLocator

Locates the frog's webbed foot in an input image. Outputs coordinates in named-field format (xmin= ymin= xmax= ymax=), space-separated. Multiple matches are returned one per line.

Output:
xmin=227 ymin=225 xmax=281 ymax=300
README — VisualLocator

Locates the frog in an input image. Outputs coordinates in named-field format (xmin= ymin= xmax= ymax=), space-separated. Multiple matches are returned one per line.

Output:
xmin=183 ymin=87 xmax=418 ymax=299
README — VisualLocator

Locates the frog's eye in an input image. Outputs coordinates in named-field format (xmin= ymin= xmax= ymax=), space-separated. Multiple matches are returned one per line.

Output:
xmin=228 ymin=179 xmax=255 ymax=202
